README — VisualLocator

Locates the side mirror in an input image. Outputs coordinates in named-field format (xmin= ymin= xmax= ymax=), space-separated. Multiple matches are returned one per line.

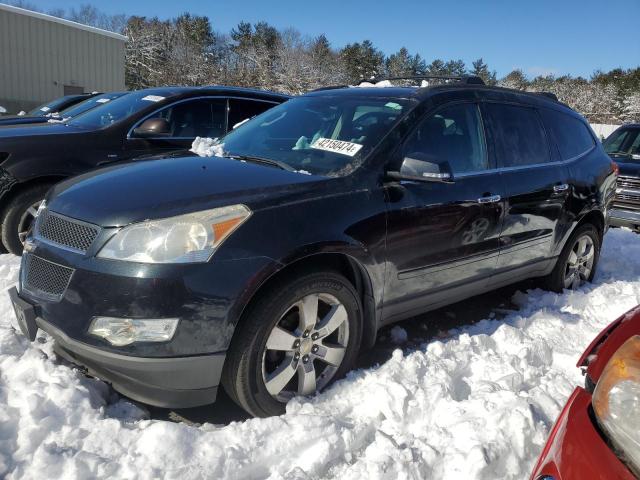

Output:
xmin=132 ymin=118 xmax=171 ymax=138
xmin=387 ymin=152 xmax=454 ymax=183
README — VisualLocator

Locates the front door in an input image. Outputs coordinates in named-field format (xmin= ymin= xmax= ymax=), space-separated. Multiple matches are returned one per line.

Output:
xmin=123 ymin=97 xmax=228 ymax=160
xmin=382 ymin=102 xmax=505 ymax=323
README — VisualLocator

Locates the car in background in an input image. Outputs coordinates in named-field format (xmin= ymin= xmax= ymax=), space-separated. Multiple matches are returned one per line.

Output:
xmin=0 ymin=93 xmax=98 ymax=126
xmin=8 ymin=75 xmax=615 ymax=417
xmin=0 ymin=86 xmax=289 ymax=254
xmin=530 ymin=306 xmax=640 ymax=480
xmin=605 ymin=124 xmax=640 ymax=232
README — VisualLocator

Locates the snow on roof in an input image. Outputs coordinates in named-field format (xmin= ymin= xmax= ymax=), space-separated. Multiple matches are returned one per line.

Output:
xmin=0 ymin=3 xmax=126 ymax=41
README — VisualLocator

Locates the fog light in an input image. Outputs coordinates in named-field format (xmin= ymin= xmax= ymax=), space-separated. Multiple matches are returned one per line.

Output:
xmin=88 ymin=317 xmax=179 ymax=346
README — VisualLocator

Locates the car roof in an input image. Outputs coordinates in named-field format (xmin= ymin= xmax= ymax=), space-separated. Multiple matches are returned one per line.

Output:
xmin=304 ymin=83 xmax=578 ymax=116
xmin=136 ymin=86 xmax=291 ymax=102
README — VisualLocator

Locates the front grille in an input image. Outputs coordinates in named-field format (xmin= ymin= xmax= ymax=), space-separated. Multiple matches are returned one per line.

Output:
xmin=614 ymin=175 xmax=640 ymax=211
xmin=22 ymin=254 xmax=74 ymax=301
xmin=35 ymin=210 xmax=100 ymax=253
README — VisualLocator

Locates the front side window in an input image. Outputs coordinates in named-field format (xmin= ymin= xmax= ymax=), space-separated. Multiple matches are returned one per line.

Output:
xmin=603 ymin=128 xmax=640 ymax=159
xmin=402 ymin=103 xmax=488 ymax=174
xmin=220 ymin=96 xmax=411 ymax=176
xmin=540 ymin=108 xmax=595 ymax=160
xmin=484 ymin=103 xmax=550 ymax=168
xmin=147 ymin=98 xmax=226 ymax=138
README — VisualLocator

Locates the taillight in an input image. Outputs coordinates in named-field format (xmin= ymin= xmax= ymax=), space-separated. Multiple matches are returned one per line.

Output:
xmin=611 ymin=161 xmax=620 ymax=176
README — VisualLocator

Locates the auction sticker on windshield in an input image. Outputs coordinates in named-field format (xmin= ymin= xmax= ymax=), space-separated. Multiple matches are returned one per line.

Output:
xmin=311 ymin=138 xmax=363 ymax=157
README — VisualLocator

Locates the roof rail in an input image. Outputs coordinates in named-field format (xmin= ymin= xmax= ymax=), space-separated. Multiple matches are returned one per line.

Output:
xmin=358 ymin=75 xmax=486 ymax=86
xmin=309 ymin=85 xmax=350 ymax=92
xmin=536 ymin=91 xmax=559 ymax=101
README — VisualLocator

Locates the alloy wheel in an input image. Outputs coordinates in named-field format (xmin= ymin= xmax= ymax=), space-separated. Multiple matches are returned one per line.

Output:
xmin=261 ymin=293 xmax=349 ymax=402
xmin=563 ymin=234 xmax=595 ymax=289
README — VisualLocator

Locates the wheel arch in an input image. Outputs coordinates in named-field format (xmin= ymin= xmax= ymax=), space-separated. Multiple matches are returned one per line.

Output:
xmin=233 ymin=251 xmax=379 ymax=353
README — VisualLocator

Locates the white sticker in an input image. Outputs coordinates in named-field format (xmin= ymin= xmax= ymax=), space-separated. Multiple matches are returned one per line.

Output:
xmin=385 ymin=102 xmax=402 ymax=110
xmin=40 ymin=106 xmax=51 ymax=112
xmin=310 ymin=138 xmax=363 ymax=157
xmin=96 ymin=98 xmax=111 ymax=103
xmin=141 ymin=95 xmax=165 ymax=102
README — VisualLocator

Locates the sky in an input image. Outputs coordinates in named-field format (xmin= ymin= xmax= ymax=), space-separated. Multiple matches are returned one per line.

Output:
xmin=23 ymin=0 xmax=640 ymax=78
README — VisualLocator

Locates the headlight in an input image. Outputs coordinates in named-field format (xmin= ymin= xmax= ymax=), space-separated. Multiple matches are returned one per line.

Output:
xmin=89 ymin=316 xmax=180 ymax=346
xmin=592 ymin=336 xmax=640 ymax=476
xmin=97 ymin=205 xmax=251 ymax=263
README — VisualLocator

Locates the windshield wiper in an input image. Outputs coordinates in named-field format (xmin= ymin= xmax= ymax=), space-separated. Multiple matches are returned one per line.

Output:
xmin=225 ymin=154 xmax=297 ymax=172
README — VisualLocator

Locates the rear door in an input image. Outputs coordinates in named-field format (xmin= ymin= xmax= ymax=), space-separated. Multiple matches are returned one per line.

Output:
xmin=382 ymin=102 xmax=506 ymax=322
xmin=482 ymin=102 xmax=571 ymax=279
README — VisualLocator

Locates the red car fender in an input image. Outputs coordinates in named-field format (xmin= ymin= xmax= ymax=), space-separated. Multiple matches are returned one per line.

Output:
xmin=579 ymin=306 xmax=640 ymax=384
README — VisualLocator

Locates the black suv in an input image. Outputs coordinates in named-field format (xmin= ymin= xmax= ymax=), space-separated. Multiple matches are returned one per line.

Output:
xmin=603 ymin=124 xmax=640 ymax=230
xmin=9 ymin=76 xmax=616 ymax=417
xmin=0 ymin=86 xmax=289 ymax=254
xmin=0 ymin=93 xmax=98 ymax=126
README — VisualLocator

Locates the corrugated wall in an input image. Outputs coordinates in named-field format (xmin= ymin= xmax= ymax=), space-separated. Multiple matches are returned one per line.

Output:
xmin=0 ymin=5 xmax=126 ymax=114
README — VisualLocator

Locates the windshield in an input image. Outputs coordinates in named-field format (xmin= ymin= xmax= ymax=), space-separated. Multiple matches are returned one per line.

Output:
xmin=68 ymin=91 xmax=172 ymax=129
xmin=28 ymin=96 xmax=80 ymax=116
xmin=603 ymin=128 xmax=640 ymax=158
xmin=219 ymin=95 xmax=411 ymax=176
xmin=58 ymin=92 xmax=127 ymax=119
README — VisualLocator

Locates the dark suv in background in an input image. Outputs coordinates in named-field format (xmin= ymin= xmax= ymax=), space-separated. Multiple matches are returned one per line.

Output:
xmin=9 ymin=76 xmax=616 ymax=417
xmin=0 ymin=93 xmax=99 ymax=126
xmin=0 ymin=86 xmax=289 ymax=254
xmin=604 ymin=124 xmax=640 ymax=231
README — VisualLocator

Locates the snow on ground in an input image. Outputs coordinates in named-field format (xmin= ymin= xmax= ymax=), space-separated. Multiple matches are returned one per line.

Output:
xmin=591 ymin=123 xmax=620 ymax=140
xmin=1 ymin=228 xmax=640 ymax=479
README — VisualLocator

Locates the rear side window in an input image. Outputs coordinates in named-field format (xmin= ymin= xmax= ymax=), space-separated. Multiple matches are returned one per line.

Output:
xmin=228 ymin=99 xmax=276 ymax=130
xmin=402 ymin=103 xmax=488 ymax=174
xmin=484 ymin=103 xmax=550 ymax=168
xmin=540 ymin=108 xmax=595 ymax=160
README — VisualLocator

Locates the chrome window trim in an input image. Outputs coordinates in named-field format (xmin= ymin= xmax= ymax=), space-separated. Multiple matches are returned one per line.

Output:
xmin=126 ymin=96 xmax=280 ymax=140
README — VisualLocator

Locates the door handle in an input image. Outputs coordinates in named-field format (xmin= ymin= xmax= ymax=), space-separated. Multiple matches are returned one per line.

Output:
xmin=553 ymin=183 xmax=569 ymax=192
xmin=477 ymin=194 xmax=501 ymax=204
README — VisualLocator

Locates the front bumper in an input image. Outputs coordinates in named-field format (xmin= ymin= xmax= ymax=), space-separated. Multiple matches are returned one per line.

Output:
xmin=609 ymin=208 xmax=640 ymax=229
xmin=530 ymin=387 xmax=635 ymax=480
xmin=10 ymin=286 xmax=224 ymax=408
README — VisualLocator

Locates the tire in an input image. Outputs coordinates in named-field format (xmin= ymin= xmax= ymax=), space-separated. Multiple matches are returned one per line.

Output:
xmin=544 ymin=223 xmax=601 ymax=293
xmin=1 ymin=184 xmax=51 ymax=255
xmin=222 ymin=270 xmax=363 ymax=417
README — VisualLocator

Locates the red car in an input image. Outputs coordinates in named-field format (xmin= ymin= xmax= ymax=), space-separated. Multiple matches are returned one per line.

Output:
xmin=530 ymin=307 xmax=640 ymax=480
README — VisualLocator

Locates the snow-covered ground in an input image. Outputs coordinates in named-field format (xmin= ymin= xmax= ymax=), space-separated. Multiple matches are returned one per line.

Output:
xmin=1 ymin=228 xmax=640 ymax=479
xmin=591 ymin=123 xmax=620 ymax=140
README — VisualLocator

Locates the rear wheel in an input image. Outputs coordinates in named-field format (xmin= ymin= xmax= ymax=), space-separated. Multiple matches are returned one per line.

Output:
xmin=222 ymin=271 xmax=362 ymax=417
xmin=544 ymin=223 xmax=601 ymax=292
xmin=1 ymin=184 xmax=52 ymax=255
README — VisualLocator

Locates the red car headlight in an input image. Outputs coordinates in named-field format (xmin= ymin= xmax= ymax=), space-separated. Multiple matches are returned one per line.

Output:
xmin=592 ymin=336 xmax=640 ymax=477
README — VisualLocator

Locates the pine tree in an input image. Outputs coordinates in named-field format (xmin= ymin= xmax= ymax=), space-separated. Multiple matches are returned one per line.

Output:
xmin=471 ymin=58 xmax=497 ymax=85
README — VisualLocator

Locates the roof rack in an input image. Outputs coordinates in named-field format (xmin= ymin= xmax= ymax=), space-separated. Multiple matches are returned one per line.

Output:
xmin=310 ymin=85 xmax=350 ymax=92
xmin=358 ymin=75 xmax=486 ymax=86
xmin=535 ymin=91 xmax=559 ymax=101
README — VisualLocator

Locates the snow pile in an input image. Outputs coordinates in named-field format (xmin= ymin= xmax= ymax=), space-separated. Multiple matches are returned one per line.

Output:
xmin=0 ymin=106 xmax=6 ymax=114
xmin=1 ymin=228 xmax=640 ymax=479
xmin=190 ymin=136 xmax=224 ymax=157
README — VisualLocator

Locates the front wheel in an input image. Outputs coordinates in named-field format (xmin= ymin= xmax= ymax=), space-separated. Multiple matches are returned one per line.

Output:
xmin=222 ymin=271 xmax=362 ymax=417
xmin=1 ymin=184 xmax=52 ymax=255
xmin=544 ymin=223 xmax=601 ymax=292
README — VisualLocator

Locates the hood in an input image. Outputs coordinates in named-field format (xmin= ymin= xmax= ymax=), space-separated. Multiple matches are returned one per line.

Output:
xmin=0 ymin=115 xmax=48 ymax=126
xmin=612 ymin=157 xmax=640 ymax=177
xmin=48 ymin=154 xmax=328 ymax=226
xmin=0 ymin=122 xmax=79 ymax=138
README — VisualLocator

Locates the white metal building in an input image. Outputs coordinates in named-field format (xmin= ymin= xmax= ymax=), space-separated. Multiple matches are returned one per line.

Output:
xmin=0 ymin=3 xmax=126 ymax=114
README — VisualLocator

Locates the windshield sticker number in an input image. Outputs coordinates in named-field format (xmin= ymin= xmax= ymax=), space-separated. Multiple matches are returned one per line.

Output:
xmin=141 ymin=95 xmax=165 ymax=102
xmin=310 ymin=138 xmax=363 ymax=157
